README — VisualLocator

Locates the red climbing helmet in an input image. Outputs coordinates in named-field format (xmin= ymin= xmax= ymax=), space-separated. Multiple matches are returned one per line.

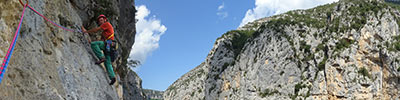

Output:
xmin=98 ymin=14 xmax=107 ymax=21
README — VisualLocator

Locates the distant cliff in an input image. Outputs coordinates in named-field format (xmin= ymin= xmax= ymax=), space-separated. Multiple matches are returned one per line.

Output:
xmin=165 ymin=0 xmax=400 ymax=99
xmin=143 ymin=89 xmax=164 ymax=100
xmin=0 ymin=0 xmax=145 ymax=100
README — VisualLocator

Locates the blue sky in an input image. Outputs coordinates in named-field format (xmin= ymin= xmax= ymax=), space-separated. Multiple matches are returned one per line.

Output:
xmin=130 ymin=0 xmax=338 ymax=91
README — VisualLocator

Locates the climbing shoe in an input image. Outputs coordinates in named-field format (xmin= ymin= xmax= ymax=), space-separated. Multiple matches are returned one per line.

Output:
xmin=109 ymin=77 xmax=116 ymax=85
xmin=95 ymin=58 xmax=106 ymax=64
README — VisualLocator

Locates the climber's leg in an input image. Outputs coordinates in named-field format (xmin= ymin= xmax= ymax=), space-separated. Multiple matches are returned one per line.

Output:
xmin=105 ymin=55 xmax=116 ymax=85
xmin=91 ymin=41 xmax=105 ymax=59
xmin=91 ymin=41 xmax=106 ymax=64
xmin=104 ymin=55 xmax=115 ymax=78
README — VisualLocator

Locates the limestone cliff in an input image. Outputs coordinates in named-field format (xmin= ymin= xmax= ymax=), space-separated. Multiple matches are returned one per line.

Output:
xmin=143 ymin=89 xmax=164 ymax=100
xmin=0 ymin=0 xmax=144 ymax=100
xmin=165 ymin=0 xmax=400 ymax=99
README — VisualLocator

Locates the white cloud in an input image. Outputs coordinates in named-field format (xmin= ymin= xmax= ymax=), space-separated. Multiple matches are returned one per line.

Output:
xmin=129 ymin=5 xmax=167 ymax=71
xmin=218 ymin=3 xmax=225 ymax=11
xmin=217 ymin=2 xmax=228 ymax=19
xmin=239 ymin=0 xmax=339 ymax=27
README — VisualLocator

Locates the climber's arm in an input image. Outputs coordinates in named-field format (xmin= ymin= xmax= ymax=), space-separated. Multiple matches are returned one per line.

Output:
xmin=81 ymin=26 xmax=102 ymax=34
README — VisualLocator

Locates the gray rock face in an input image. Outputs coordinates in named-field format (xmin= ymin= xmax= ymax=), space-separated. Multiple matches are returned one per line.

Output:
xmin=164 ymin=63 xmax=207 ymax=100
xmin=165 ymin=0 xmax=400 ymax=100
xmin=123 ymin=70 xmax=147 ymax=100
xmin=143 ymin=89 xmax=164 ymax=100
xmin=0 ymin=0 xmax=143 ymax=100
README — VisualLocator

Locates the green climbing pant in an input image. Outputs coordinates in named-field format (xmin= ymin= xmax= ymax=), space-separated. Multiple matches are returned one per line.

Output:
xmin=91 ymin=41 xmax=115 ymax=79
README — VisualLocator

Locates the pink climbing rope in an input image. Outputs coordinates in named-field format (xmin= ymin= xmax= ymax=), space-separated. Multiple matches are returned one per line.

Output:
xmin=0 ymin=3 xmax=28 ymax=83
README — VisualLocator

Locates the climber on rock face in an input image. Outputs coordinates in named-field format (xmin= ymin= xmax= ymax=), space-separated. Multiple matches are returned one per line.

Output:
xmin=81 ymin=14 xmax=116 ymax=85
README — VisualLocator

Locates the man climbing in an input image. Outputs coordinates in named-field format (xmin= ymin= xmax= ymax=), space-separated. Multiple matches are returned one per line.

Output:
xmin=81 ymin=14 xmax=116 ymax=85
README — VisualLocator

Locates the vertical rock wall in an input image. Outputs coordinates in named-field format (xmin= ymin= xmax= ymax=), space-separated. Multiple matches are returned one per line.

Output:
xmin=0 ymin=0 xmax=143 ymax=100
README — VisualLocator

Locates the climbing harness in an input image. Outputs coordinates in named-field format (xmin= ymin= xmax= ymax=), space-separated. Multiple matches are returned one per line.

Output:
xmin=105 ymin=40 xmax=118 ymax=62
xmin=0 ymin=0 xmax=82 ymax=84
xmin=107 ymin=33 xmax=114 ymax=40
xmin=106 ymin=40 xmax=112 ymax=52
